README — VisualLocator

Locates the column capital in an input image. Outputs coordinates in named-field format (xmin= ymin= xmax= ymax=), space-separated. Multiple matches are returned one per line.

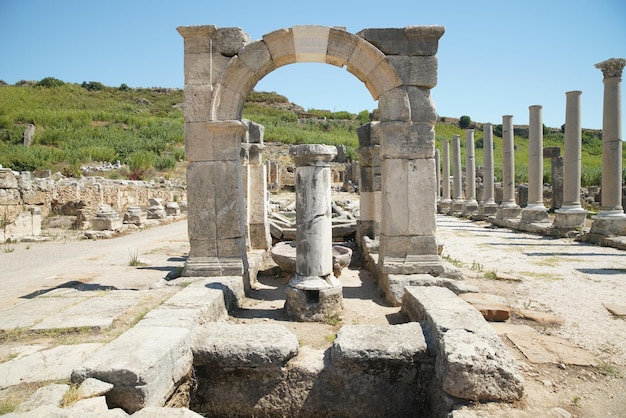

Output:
xmin=289 ymin=144 xmax=337 ymax=166
xmin=595 ymin=58 xmax=626 ymax=79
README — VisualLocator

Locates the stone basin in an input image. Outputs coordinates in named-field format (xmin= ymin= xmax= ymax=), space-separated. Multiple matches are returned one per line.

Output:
xmin=270 ymin=241 xmax=353 ymax=277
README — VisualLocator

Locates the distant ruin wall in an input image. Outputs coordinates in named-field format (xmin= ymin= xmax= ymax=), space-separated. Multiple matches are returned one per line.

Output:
xmin=0 ymin=168 xmax=186 ymax=241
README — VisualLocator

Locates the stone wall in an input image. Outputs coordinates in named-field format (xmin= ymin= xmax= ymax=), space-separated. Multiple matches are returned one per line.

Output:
xmin=0 ymin=168 xmax=186 ymax=241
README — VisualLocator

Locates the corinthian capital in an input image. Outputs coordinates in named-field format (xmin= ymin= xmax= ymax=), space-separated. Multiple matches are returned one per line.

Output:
xmin=595 ymin=58 xmax=626 ymax=79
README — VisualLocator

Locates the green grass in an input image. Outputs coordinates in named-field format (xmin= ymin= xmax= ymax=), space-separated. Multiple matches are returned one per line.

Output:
xmin=0 ymin=80 xmax=614 ymax=184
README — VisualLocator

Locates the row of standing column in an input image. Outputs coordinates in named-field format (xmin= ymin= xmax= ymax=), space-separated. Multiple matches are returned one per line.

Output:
xmin=437 ymin=58 xmax=624 ymax=237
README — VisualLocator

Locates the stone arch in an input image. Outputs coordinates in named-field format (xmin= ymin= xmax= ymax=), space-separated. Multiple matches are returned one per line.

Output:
xmin=178 ymin=25 xmax=446 ymax=300
xmin=212 ymin=25 xmax=406 ymax=121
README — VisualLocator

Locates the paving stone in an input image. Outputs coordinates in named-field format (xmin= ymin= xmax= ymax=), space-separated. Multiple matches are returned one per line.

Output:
xmin=0 ymin=343 xmax=103 ymax=388
xmin=32 ymin=292 xmax=146 ymax=330
xmin=192 ymin=323 xmax=298 ymax=368
xmin=14 ymin=383 xmax=69 ymax=412
xmin=514 ymin=308 xmax=564 ymax=325
xmin=491 ymin=323 xmax=597 ymax=366
xmin=0 ymin=296 xmax=89 ymax=330
xmin=603 ymin=303 xmax=626 ymax=317
xmin=72 ymin=326 xmax=192 ymax=414
xmin=459 ymin=293 xmax=511 ymax=322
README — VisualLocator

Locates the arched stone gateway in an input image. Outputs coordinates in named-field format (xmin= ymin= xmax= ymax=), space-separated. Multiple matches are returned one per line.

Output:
xmin=178 ymin=25 xmax=446 ymax=298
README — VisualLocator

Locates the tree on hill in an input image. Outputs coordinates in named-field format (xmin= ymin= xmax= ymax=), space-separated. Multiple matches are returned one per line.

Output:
xmin=459 ymin=115 xmax=472 ymax=129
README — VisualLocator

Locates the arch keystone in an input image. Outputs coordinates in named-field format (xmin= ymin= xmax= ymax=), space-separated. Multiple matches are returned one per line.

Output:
xmin=292 ymin=25 xmax=330 ymax=63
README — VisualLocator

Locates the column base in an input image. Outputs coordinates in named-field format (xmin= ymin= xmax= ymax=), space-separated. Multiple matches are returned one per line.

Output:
xmin=438 ymin=199 xmax=452 ymax=214
xmin=449 ymin=200 xmax=464 ymax=215
xmin=553 ymin=208 xmax=587 ymax=230
xmin=182 ymin=256 xmax=244 ymax=277
xmin=521 ymin=207 xmax=550 ymax=223
xmin=590 ymin=215 xmax=626 ymax=237
xmin=496 ymin=206 xmax=521 ymax=221
xmin=462 ymin=200 xmax=479 ymax=216
xmin=478 ymin=202 xmax=499 ymax=217
xmin=284 ymin=285 xmax=343 ymax=322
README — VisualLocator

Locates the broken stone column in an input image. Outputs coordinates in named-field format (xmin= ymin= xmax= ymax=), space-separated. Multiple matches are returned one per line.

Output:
xmin=590 ymin=58 xmax=626 ymax=237
xmin=357 ymin=122 xmax=381 ymax=240
xmin=244 ymin=120 xmax=271 ymax=250
xmin=285 ymin=144 xmax=342 ymax=322
xmin=479 ymin=123 xmax=498 ymax=216
xmin=23 ymin=124 xmax=35 ymax=147
xmin=440 ymin=139 xmax=452 ymax=214
xmin=165 ymin=201 xmax=181 ymax=216
xmin=147 ymin=198 xmax=166 ymax=219
xmin=521 ymin=105 xmax=549 ymax=223
xmin=435 ymin=148 xmax=441 ymax=204
xmin=450 ymin=134 xmax=464 ymax=215
xmin=554 ymin=90 xmax=587 ymax=230
xmin=462 ymin=129 xmax=478 ymax=215
xmin=91 ymin=204 xmax=122 ymax=231
xmin=123 ymin=206 xmax=144 ymax=226
xmin=496 ymin=115 xmax=521 ymax=220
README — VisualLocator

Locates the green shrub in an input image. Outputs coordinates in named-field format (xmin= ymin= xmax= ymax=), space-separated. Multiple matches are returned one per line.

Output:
xmin=128 ymin=150 xmax=155 ymax=172
xmin=459 ymin=115 xmax=472 ymax=129
xmin=36 ymin=77 xmax=65 ymax=88
xmin=81 ymin=81 xmax=105 ymax=91
xmin=154 ymin=155 xmax=176 ymax=171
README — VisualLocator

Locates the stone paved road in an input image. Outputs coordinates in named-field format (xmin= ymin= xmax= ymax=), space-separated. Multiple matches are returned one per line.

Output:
xmin=0 ymin=220 xmax=189 ymax=310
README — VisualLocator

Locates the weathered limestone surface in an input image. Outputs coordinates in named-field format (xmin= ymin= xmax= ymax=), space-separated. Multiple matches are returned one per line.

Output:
xmin=71 ymin=326 xmax=193 ymax=413
xmin=402 ymin=286 xmax=524 ymax=403
xmin=331 ymin=323 xmax=428 ymax=366
xmin=13 ymin=383 xmax=70 ymax=413
xmin=192 ymin=323 xmax=299 ymax=367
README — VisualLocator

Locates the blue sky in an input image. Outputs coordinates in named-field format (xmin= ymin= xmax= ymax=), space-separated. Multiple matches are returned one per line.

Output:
xmin=1 ymin=0 xmax=625 ymax=130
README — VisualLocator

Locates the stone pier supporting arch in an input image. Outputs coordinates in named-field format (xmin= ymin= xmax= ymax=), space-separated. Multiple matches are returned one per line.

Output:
xmin=178 ymin=25 xmax=446 ymax=300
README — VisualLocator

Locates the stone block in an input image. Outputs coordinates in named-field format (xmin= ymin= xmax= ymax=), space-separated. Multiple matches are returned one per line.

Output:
xmin=326 ymin=27 xmax=358 ymax=68
xmin=380 ymin=158 xmax=437 ymax=236
xmin=346 ymin=39 xmax=385 ymax=84
xmin=14 ymin=383 xmax=69 ymax=412
xmin=331 ymin=323 xmax=428 ymax=367
xmin=363 ymin=58 xmax=403 ymax=100
xmin=239 ymin=40 xmax=275 ymax=75
xmin=440 ymin=328 xmax=524 ymax=402
xmin=376 ymin=121 xmax=435 ymax=159
xmin=177 ymin=25 xmax=217 ymax=55
xmin=292 ymin=25 xmax=330 ymax=62
xmin=401 ymin=286 xmax=524 ymax=402
xmin=459 ymin=293 xmax=511 ymax=322
xmin=382 ymin=273 xmax=477 ymax=305
xmin=379 ymin=235 xmax=439 ymax=260
xmin=0 ymin=188 xmax=21 ymax=205
xmin=219 ymin=57 xmax=257 ymax=99
xmin=378 ymin=87 xmax=411 ymax=122
xmin=214 ymin=27 xmax=249 ymax=57
xmin=77 ymin=377 xmax=114 ymax=399
xmin=182 ymin=52 xmax=209 ymax=86
xmin=387 ymin=56 xmax=438 ymax=88
xmin=213 ymin=84 xmax=245 ymax=120
xmin=407 ymin=86 xmax=438 ymax=123
xmin=183 ymin=84 xmax=214 ymax=123
xmin=185 ymin=121 xmax=245 ymax=162
xmin=263 ymin=27 xmax=296 ymax=67
xmin=0 ymin=169 xmax=18 ymax=189
xmin=132 ymin=406 xmax=204 ymax=417
xmin=72 ymin=326 xmax=193 ymax=413
xmin=193 ymin=323 xmax=299 ymax=367
xmin=356 ymin=26 xmax=445 ymax=56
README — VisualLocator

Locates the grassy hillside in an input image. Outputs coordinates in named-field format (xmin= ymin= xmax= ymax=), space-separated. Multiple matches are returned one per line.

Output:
xmin=0 ymin=79 xmax=618 ymax=186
